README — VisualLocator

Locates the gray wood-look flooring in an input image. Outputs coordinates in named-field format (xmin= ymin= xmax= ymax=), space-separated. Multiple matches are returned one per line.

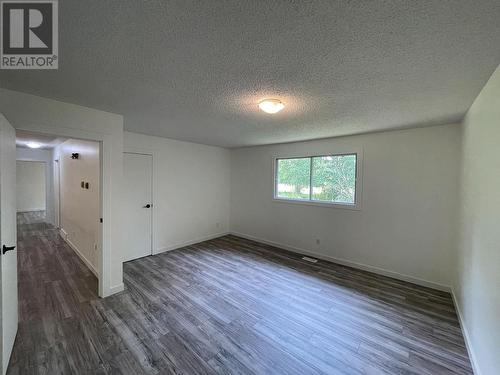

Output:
xmin=9 ymin=211 xmax=472 ymax=374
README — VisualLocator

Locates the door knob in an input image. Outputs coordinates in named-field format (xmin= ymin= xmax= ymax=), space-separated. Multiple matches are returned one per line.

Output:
xmin=143 ymin=204 xmax=151 ymax=208
xmin=2 ymin=245 xmax=15 ymax=254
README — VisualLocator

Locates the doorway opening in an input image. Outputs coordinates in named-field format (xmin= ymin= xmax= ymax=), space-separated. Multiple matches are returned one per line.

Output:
xmin=15 ymin=130 xmax=102 ymax=292
xmin=1 ymin=116 xmax=117 ymax=374
xmin=16 ymin=160 xmax=46 ymax=214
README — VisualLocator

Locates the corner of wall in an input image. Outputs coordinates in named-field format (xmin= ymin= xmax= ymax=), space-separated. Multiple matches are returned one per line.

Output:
xmin=450 ymin=287 xmax=483 ymax=375
xmin=451 ymin=64 xmax=500 ymax=375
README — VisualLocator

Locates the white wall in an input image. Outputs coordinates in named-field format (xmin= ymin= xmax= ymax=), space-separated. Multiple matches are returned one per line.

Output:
xmin=16 ymin=161 xmax=46 ymax=212
xmin=54 ymin=140 xmax=100 ymax=275
xmin=454 ymin=66 xmax=500 ymax=375
xmin=16 ymin=147 xmax=55 ymax=224
xmin=124 ymin=131 xmax=231 ymax=254
xmin=230 ymin=124 xmax=461 ymax=289
xmin=0 ymin=88 xmax=124 ymax=297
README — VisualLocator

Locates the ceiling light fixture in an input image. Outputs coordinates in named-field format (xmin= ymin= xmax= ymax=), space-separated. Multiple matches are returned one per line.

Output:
xmin=26 ymin=142 xmax=42 ymax=149
xmin=258 ymin=99 xmax=285 ymax=114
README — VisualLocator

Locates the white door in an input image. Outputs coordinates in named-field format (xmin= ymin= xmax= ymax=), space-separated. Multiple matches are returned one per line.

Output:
xmin=0 ymin=114 xmax=18 ymax=375
xmin=122 ymin=153 xmax=152 ymax=262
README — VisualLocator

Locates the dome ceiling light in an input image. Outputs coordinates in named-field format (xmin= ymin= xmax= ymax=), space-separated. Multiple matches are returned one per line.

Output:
xmin=258 ymin=99 xmax=285 ymax=114
xmin=26 ymin=142 xmax=42 ymax=149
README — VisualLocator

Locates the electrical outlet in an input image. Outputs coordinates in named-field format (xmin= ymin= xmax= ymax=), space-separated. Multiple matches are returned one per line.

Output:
xmin=216 ymin=222 xmax=221 ymax=229
xmin=316 ymin=238 xmax=320 ymax=245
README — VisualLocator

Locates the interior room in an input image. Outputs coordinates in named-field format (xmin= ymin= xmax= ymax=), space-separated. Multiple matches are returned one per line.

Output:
xmin=0 ymin=1 xmax=498 ymax=375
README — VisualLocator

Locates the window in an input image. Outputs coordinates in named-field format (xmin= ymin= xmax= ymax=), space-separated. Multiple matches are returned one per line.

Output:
xmin=275 ymin=153 xmax=358 ymax=207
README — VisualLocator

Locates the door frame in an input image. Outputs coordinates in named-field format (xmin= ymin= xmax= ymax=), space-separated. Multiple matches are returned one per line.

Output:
xmin=123 ymin=151 xmax=154 ymax=257
xmin=13 ymin=125 xmax=114 ymax=297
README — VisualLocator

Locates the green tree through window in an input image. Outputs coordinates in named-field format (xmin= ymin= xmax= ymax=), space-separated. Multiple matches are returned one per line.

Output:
xmin=311 ymin=155 xmax=356 ymax=203
xmin=276 ymin=154 xmax=356 ymax=205
xmin=276 ymin=158 xmax=310 ymax=200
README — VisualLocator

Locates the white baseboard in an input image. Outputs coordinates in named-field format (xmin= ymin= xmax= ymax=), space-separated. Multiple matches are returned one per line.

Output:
xmin=156 ymin=231 xmax=229 ymax=254
xmin=230 ymin=231 xmax=451 ymax=292
xmin=109 ymin=283 xmax=125 ymax=295
xmin=59 ymin=229 xmax=98 ymax=277
xmin=451 ymin=288 xmax=481 ymax=375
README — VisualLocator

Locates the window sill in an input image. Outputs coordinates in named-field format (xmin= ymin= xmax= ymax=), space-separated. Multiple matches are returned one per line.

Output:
xmin=272 ymin=197 xmax=361 ymax=211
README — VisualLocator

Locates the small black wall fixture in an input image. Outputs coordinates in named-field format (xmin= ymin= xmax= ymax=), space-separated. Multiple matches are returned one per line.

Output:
xmin=71 ymin=153 xmax=79 ymax=159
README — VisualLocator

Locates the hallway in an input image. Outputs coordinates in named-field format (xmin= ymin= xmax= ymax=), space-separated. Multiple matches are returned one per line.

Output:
xmin=9 ymin=211 xmax=99 ymax=373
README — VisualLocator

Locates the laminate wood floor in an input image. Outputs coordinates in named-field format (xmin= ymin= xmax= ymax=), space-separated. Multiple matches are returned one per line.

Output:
xmin=9 ymin=211 xmax=473 ymax=374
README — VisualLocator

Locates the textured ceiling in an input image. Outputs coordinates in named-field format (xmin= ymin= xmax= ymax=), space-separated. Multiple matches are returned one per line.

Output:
xmin=1 ymin=1 xmax=500 ymax=148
